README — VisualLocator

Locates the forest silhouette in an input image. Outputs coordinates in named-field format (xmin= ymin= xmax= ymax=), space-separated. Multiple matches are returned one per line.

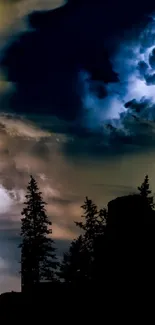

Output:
xmin=0 ymin=174 xmax=155 ymax=316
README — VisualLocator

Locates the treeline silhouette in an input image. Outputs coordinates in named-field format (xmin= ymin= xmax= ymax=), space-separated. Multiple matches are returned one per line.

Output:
xmin=1 ymin=174 xmax=155 ymax=315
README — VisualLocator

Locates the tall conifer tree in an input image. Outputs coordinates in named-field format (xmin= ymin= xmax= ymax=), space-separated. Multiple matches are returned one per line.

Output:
xmin=138 ymin=175 xmax=155 ymax=209
xmin=20 ymin=175 xmax=58 ymax=292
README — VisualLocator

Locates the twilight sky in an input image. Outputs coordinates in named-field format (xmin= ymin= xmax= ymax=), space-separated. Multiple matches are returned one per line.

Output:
xmin=1 ymin=0 xmax=155 ymax=293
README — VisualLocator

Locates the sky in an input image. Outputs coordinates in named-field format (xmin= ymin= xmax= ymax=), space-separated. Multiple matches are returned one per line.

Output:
xmin=1 ymin=0 xmax=155 ymax=292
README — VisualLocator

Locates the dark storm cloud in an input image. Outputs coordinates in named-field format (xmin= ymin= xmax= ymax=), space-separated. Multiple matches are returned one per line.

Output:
xmin=1 ymin=0 xmax=118 ymax=122
xmin=6 ymin=0 xmax=155 ymax=123
xmin=63 ymin=132 xmax=140 ymax=159
xmin=137 ymin=48 xmax=155 ymax=85
xmin=145 ymin=73 xmax=155 ymax=85
xmin=138 ymin=61 xmax=149 ymax=79
xmin=149 ymin=48 xmax=155 ymax=69
xmin=124 ymin=98 xmax=152 ymax=114
xmin=2 ymin=0 xmax=155 ymax=158
xmin=62 ymin=112 xmax=155 ymax=158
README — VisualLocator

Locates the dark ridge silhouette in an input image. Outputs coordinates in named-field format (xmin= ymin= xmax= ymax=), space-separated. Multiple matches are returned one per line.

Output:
xmin=103 ymin=194 xmax=155 ymax=293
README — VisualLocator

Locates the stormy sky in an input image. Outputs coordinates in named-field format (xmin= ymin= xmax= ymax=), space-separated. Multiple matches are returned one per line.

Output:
xmin=1 ymin=0 xmax=155 ymax=292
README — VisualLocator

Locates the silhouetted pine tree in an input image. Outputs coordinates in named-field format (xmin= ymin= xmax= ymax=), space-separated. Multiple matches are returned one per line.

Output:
xmin=59 ymin=197 xmax=107 ymax=284
xmin=74 ymin=197 xmax=107 ymax=281
xmin=76 ymin=197 xmax=108 ymax=281
xmin=75 ymin=197 xmax=107 ymax=253
xmin=138 ymin=175 xmax=155 ymax=209
xmin=59 ymin=235 xmax=90 ymax=285
xmin=20 ymin=175 xmax=58 ymax=292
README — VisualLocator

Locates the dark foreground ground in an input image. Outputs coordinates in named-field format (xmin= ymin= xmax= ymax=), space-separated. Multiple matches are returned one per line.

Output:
xmin=0 ymin=281 xmax=154 ymax=322
xmin=0 ymin=283 xmax=100 ymax=317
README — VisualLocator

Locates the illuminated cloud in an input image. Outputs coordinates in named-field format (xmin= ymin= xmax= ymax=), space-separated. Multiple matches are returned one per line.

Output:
xmin=0 ymin=185 xmax=14 ymax=214
xmin=81 ymin=16 xmax=155 ymax=139
xmin=0 ymin=114 xmax=51 ymax=139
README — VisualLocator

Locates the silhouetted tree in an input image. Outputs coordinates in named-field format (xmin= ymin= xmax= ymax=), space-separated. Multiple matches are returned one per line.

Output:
xmin=75 ymin=197 xmax=107 ymax=253
xmin=60 ymin=197 xmax=107 ymax=284
xmin=76 ymin=198 xmax=107 ymax=281
xmin=20 ymin=175 xmax=58 ymax=292
xmin=138 ymin=175 xmax=155 ymax=209
xmin=59 ymin=235 xmax=90 ymax=285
